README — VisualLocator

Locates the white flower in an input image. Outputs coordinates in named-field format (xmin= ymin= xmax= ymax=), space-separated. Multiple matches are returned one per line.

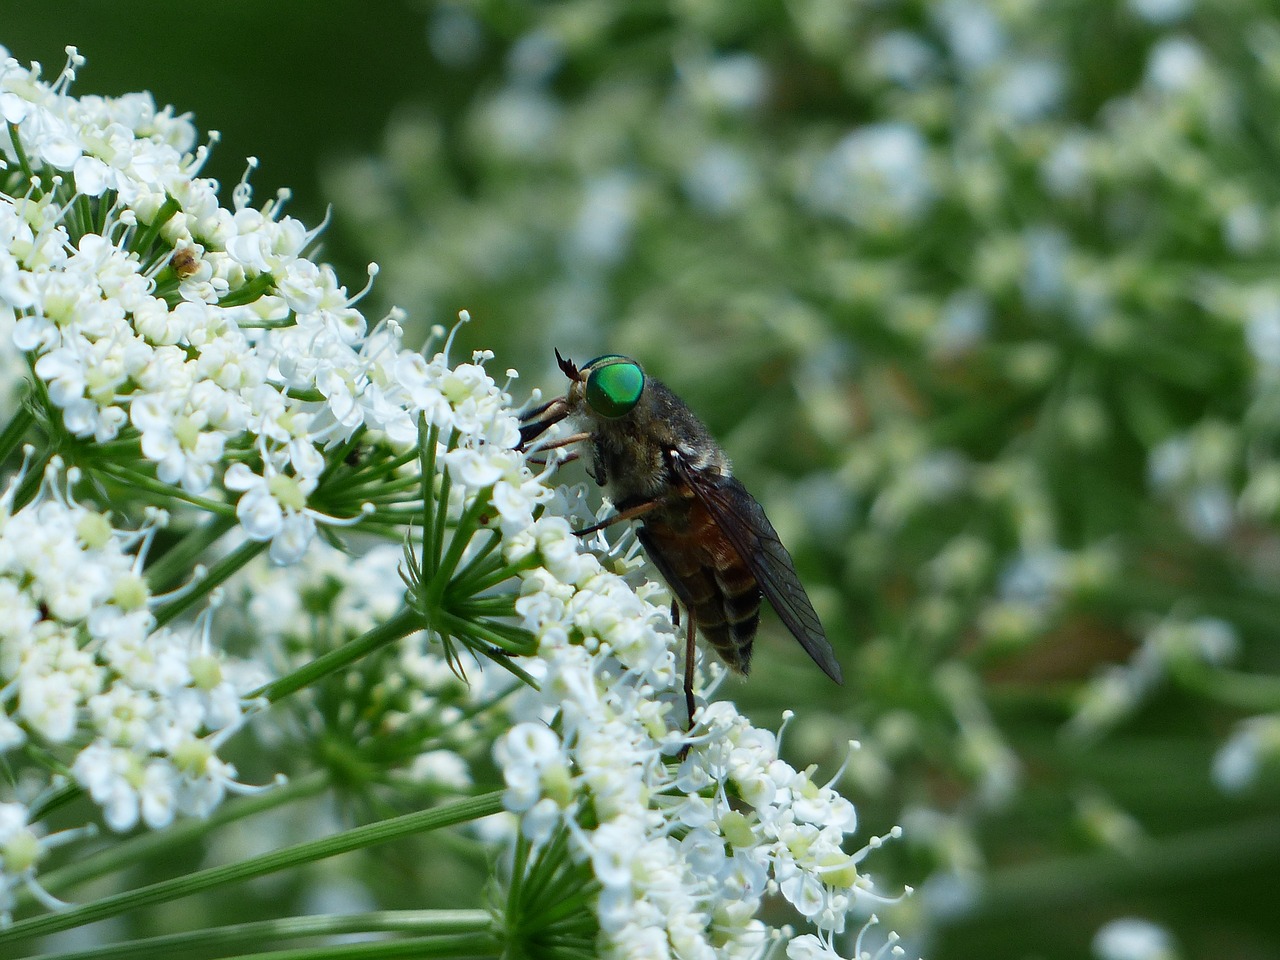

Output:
xmin=932 ymin=0 xmax=1006 ymax=71
xmin=224 ymin=461 xmax=318 ymax=563
xmin=495 ymin=722 xmax=572 ymax=816
xmin=1145 ymin=36 xmax=1207 ymax=93
xmin=1093 ymin=917 xmax=1178 ymax=960
xmin=786 ymin=932 xmax=844 ymax=960
xmin=1212 ymin=715 xmax=1280 ymax=794
xmin=171 ymin=734 xmax=242 ymax=818
xmin=87 ymin=683 xmax=157 ymax=747
xmin=685 ymin=52 xmax=768 ymax=113
xmin=492 ymin=468 xmax=551 ymax=535
xmin=0 ymin=463 xmax=266 ymax=837
xmin=0 ymin=799 xmax=79 ymax=919
xmin=1128 ymin=0 xmax=1192 ymax=25
xmin=132 ymin=389 xmax=231 ymax=494
xmin=407 ymin=750 xmax=474 ymax=790
xmin=224 ymin=210 xmax=309 ymax=274
xmin=569 ymin=172 xmax=637 ymax=266
xmin=588 ymin=818 xmax=643 ymax=889
xmin=808 ymin=124 xmax=934 ymax=231
xmin=989 ymin=59 xmax=1065 ymax=124
xmin=0 ymin=50 xmax=910 ymax=956
xmin=683 ymin=145 xmax=758 ymax=215
xmin=1244 ymin=289 xmax=1280 ymax=369
xmin=444 ymin=445 xmax=508 ymax=490
xmin=138 ymin=760 xmax=179 ymax=829
xmin=391 ymin=351 xmax=453 ymax=427
xmin=73 ymin=741 xmax=146 ymax=832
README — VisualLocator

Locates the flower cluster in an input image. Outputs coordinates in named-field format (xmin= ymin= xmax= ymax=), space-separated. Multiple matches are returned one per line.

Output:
xmin=0 ymin=461 xmax=265 ymax=916
xmin=0 ymin=47 xmax=534 ymax=566
xmin=495 ymin=514 xmax=905 ymax=959
xmin=0 ymin=45 xmax=900 ymax=958
xmin=227 ymin=537 xmax=516 ymax=792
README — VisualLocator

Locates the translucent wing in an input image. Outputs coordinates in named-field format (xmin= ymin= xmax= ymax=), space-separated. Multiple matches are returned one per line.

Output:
xmin=671 ymin=453 xmax=843 ymax=683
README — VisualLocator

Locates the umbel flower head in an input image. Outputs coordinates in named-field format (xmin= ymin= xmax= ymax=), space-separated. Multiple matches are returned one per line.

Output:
xmin=0 ymin=46 xmax=907 ymax=957
xmin=0 ymin=456 xmax=270 ymax=920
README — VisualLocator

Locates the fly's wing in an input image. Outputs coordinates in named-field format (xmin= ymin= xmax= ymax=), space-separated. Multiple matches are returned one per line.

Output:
xmin=671 ymin=453 xmax=843 ymax=683
xmin=635 ymin=525 xmax=699 ymax=612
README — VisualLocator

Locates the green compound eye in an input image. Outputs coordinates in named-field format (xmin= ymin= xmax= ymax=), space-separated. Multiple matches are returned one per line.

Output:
xmin=584 ymin=358 xmax=645 ymax=418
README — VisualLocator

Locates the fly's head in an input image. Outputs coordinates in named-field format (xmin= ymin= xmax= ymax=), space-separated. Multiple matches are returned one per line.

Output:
xmin=518 ymin=351 xmax=649 ymax=448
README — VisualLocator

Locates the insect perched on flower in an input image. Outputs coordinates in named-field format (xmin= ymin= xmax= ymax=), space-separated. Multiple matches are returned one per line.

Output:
xmin=169 ymin=245 xmax=200 ymax=279
xmin=520 ymin=352 xmax=843 ymax=727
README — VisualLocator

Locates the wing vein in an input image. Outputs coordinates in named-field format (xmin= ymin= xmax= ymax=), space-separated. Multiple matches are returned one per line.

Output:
xmin=670 ymin=454 xmax=843 ymax=683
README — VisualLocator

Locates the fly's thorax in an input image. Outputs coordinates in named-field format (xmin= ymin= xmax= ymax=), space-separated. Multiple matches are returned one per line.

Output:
xmin=584 ymin=376 xmax=731 ymax=503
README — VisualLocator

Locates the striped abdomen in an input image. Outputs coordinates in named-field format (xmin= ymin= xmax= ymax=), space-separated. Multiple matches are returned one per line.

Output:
xmin=636 ymin=497 xmax=761 ymax=674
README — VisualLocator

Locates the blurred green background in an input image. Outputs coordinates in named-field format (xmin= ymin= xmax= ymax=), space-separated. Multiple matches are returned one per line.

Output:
xmin=13 ymin=1 xmax=1280 ymax=957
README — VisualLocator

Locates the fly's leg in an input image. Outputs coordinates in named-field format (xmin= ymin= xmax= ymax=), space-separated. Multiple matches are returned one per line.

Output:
xmin=526 ymin=450 xmax=581 ymax=467
xmin=574 ymin=498 xmax=664 ymax=538
xmin=684 ymin=611 xmax=697 ymax=729
xmin=526 ymin=431 xmax=592 ymax=453
xmin=675 ymin=609 xmax=697 ymax=762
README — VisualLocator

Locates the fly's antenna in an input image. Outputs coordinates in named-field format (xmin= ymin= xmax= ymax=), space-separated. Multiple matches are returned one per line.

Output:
xmin=555 ymin=348 xmax=581 ymax=382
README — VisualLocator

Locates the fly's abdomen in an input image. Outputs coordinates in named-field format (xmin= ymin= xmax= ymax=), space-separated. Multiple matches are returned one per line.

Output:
xmin=701 ymin=562 xmax=761 ymax=674
xmin=638 ymin=503 xmax=762 ymax=675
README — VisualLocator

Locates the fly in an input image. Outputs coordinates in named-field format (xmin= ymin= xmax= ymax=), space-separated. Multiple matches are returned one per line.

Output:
xmin=519 ymin=352 xmax=843 ymax=730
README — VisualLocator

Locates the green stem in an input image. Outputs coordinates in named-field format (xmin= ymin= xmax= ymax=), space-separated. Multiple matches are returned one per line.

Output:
xmin=7 ymin=121 xmax=35 ymax=183
xmin=11 ymin=443 xmax=52 ymax=511
xmin=437 ymin=612 xmax=529 ymax=653
xmin=1169 ymin=661 xmax=1280 ymax=712
xmin=521 ymin=827 xmax=576 ymax=914
xmin=454 ymin=556 xmax=539 ymax=598
xmin=378 ymin=443 xmax=422 ymax=475
xmin=95 ymin=189 xmax=112 ymax=234
xmin=453 ymin=614 xmax=534 ymax=652
xmin=426 ymin=492 xmax=492 ymax=612
xmin=200 ymin=933 xmax=503 ymax=960
xmin=316 ymin=428 xmax=367 ymax=483
xmin=0 ymin=402 xmax=35 ymax=466
xmin=72 ymin=194 xmax=96 ymax=241
xmin=96 ymin=463 xmax=235 ymax=517
xmin=448 ymin=533 xmax=502 ymax=592
xmin=34 ymin=772 xmax=328 ymax=901
xmin=418 ymin=421 xmax=440 ymax=581
xmin=25 ymin=910 xmax=494 ymax=960
xmin=431 ymin=431 xmax=458 ymax=577
xmin=87 ymin=436 xmax=149 ymax=458
xmin=130 ymin=196 xmax=180 ymax=258
xmin=506 ymin=833 xmax=529 ymax=929
xmin=217 ymin=272 xmax=276 ymax=307
xmin=254 ymin=606 xmax=417 ymax=703
xmin=349 ymin=519 xmax=426 ymax=538
xmin=336 ymin=472 xmax=425 ymax=502
xmin=327 ymin=446 xmax=421 ymax=501
xmin=143 ymin=514 xmax=237 ymax=593
xmin=25 ymin=781 xmax=81 ymax=823
xmin=236 ymin=311 xmax=300 ymax=330
xmin=0 ymin=792 xmax=505 ymax=947
xmin=531 ymin=884 xmax=596 ymax=930
xmin=151 ymin=538 xmax=269 ymax=629
xmin=451 ymin=597 xmax=519 ymax=616
xmin=33 ymin=933 xmax=502 ymax=960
